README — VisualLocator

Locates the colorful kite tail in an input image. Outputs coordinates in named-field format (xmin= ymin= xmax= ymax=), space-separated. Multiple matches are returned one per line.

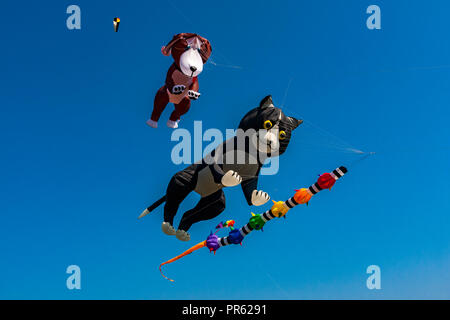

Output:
xmin=159 ymin=241 xmax=206 ymax=282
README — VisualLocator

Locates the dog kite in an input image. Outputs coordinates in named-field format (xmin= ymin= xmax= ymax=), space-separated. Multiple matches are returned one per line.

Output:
xmin=147 ymin=33 xmax=212 ymax=129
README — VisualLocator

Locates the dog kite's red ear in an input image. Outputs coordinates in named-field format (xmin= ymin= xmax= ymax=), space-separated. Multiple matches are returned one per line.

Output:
xmin=161 ymin=33 xmax=192 ymax=56
xmin=197 ymin=37 xmax=212 ymax=63
xmin=162 ymin=33 xmax=212 ymax=62
xmin=161 ymin=46 xmax=171 ymax=56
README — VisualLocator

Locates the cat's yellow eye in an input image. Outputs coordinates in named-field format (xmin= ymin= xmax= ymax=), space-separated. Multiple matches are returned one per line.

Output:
xmin=279 ymin=130 xmax=287 ymax=140
xmin=263 ymin=120 xmax=273 ymax=130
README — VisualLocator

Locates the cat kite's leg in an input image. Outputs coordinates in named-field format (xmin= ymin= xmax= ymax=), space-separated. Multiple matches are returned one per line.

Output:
xmin=163 ymin=169 xmax=196 ymax=235
xmin=176 ymin=190 xmax=226 ymax=241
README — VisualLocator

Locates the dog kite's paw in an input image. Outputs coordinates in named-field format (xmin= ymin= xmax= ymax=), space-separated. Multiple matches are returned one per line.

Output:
xmin=188 ymin=90 xmax=201 ymax=100
xmin=146 ymin=119 xmax=158 ymax=128
xmin=176 ymin=229 xmax=190 ymax=241
xmin=251 ymin=190 xmax=270 ymax=206
xmin=161 ymin=222 xmax=176 ymax=236
xmin=172 ymin=85 xmax=186 ymax=94
xmin=221 ymin=170 xmax=242 ymax=187
xmin=166 ymin=120 xmax=179 ymax=129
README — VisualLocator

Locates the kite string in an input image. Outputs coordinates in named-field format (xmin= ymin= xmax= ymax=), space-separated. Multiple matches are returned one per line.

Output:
xmin=347 ymin=152 xmax=375 ymax=167
xmin=301 ymin=119 xmax=359 ymax=151
xmin=280 ymin=76 xmax=294 ymax=108
xmin=166 ymin=0 xmax=242 ymax=70
xmin=208 ymin=58 xmax=242 ymax=69
xmin=283 ymin=103 xmax=370 ymax=155
xmin=278 ymin=77 xmax=366 ymax=155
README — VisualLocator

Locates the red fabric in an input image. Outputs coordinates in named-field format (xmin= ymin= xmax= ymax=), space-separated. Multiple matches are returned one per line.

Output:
xmin=151 ymin=86 xmax=170 ymax=121
xmin=169 ymin=97 xmax=191 ymax=121
xmin=317 ymin=173 xmax=336 ymax=189
xmin=151 ymin=86 xmax=192 ymax=122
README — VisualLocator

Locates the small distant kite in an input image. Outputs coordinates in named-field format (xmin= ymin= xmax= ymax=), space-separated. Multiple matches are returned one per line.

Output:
xmin=113 ymin=17 xmax=120 ymax=32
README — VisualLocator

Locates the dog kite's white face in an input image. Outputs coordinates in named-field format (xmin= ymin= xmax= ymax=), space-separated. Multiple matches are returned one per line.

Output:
xmin=179 ymin=37 xmax=204 ymax=77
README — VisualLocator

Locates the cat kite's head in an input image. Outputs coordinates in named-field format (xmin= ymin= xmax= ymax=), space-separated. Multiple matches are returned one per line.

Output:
xmin=238 ymin=95 xmax=302 ymax=156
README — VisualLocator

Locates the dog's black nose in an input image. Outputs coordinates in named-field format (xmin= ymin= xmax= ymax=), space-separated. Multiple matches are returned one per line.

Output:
xmin=190 ymin=66 xmax=197 ymax=72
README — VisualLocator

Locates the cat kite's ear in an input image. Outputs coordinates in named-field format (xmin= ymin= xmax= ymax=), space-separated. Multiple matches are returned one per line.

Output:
xmin=287 ymin=117 xmax=303 ymax=130
xmin=259 ymin=95 xmax=274 ymax=110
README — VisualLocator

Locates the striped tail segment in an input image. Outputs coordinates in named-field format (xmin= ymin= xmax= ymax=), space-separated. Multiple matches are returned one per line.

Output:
xmin=217 ymin=207 xmax=277 ymax=247
xmin=309 ymin=166 xmax=347 ymax=195
xmin=331 ymin=166 xmax=348 ymax=180
xmin=214 ymin=166 xmax=347 ymax=249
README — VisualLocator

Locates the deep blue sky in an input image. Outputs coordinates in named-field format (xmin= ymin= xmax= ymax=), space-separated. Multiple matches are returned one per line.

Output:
xmin=1 ymin=0 xmax=449 ymax=299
